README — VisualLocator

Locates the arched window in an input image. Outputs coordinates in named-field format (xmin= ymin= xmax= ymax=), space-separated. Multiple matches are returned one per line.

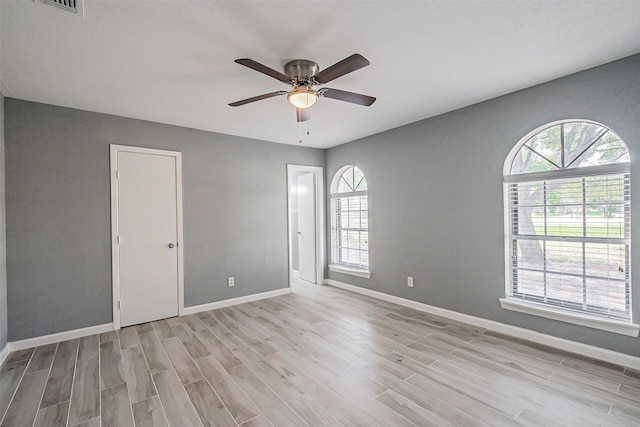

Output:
xmin=502 ymin=120 xmax=633 ymax=332
xmin=330 ymin=165 xmax=370 ymax=275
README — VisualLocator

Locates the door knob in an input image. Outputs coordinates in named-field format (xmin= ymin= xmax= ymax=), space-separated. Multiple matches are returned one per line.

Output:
xmin=168 ymin=243 xmax=175 ymax=248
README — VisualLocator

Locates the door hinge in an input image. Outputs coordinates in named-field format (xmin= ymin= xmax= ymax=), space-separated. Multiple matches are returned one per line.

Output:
xmin=118 ymin=301 xmax=121 ymax=309
xmin=115 ymin=170 xmax=120 ymax=179
xmin=117 ymin=235 xmax=121 ymax=244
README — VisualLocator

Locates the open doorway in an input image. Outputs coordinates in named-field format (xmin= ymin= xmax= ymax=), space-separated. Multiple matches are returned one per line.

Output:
xmin=287 ymin=165 xmax=324 ymax=285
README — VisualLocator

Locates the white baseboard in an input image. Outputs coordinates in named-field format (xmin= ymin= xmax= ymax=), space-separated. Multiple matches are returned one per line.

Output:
xmin=0 ymin=343 xmax=10 ymax=367
xmin=9 ymin=323 xmax=114 ymax=352
xmin=183 ymin=288 xmax=292 ymax=316
xmin=324 ymin=279 xmax=640 ymax=371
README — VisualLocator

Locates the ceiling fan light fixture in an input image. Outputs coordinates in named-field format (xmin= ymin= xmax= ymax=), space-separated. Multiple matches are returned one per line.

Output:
xmin=288 ymin=87 xmax=317 ymax=109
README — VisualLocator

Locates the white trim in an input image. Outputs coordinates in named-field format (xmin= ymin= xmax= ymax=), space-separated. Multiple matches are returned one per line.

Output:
xmin=323 ymin=279 xmax=640 ymax=371
xmin=331 ymin=190 xmax=368 ymax=199
xmin=329 ymin=265 xmax=371 ymax=279
xmin=110 ymin=145 xmax=185 ymax=330
xmin=9 ymin=323 xmax=114 ymax=352
xmin=499 ymin=298 xmax=639 ymax=337
xmin=183 ymin=288 xmax=292 ymax=315
xmin=504 ymin=162 xmax=630 ymax=183
xmin=287 ymin=165 xmax=325 ymax=286
xmin=0 ymin=343 xmax=10 ymax=367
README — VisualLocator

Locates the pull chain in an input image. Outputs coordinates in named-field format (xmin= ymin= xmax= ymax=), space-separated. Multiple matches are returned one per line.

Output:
xmin=298 ymin=119 xmax=311 ymax=144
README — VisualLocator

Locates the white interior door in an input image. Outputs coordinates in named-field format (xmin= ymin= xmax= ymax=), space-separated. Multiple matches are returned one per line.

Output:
xmin=116 ymin=149 xmax=180 ymax=326
xmin=298 ymin=172 xmax=316 ymax=283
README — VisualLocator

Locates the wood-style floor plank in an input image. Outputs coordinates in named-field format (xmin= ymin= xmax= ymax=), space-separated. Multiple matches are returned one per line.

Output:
xmin=26 ymin=343 xmax=57 ymax=373
xmin=40 ymin=339 xmax=79 ymax=409
xmin=99 ymin=339 xmax=125 ymax=390
xmin=132 ymin=395 xmax=169 ymax=427
xmin=101 ymin=383 xmax=134 ymax=427
xmin=2 ymin=280 xmax=640 ymax=427
xmin=195 ymin=328 xmax=243 ymax=370
xmin=138 ymin=331 xmax=172 ymax=374
xmin=376 ymin=389 xmax=452 ymax=427
xmin=151 ymin=319 xmax=175 ymax=340
xmin=72 ymin=417 xmax=101 ymax=427
xmin=618 ymin=384 xmax=640 ymax=402
xmin=0 ymin=359 xmax=29 ymax=420
xmin=135 ymin=323 xmax=154 ymax=334
xmin=119 ymin=326 xmax=140 ymax=350
xmin=4 ymin=348 xmax=34 ymax=365
xmin=33 ymin=401 xmax=69 ymax=427
xmin=100 ymin=330 xmax=118 ymax=344
xmin=288 ymin=394 xmax=343 ymax=427
xmin=0 ymin=369 xmax=48 ymax=427
xmin=240 ymin=414 xmax=275 ymax=427
xmin=152 ymin=368 xmax=202 ymax=427
xmin=171 ymin=324 xmax=211 ymax=360
xmin=183 ymin=314 xmax=209 ymax=332
xmin=68 ymin=356 xmax=100 ymax=425
xmin=77 ymin=335 xmax=99 ymax=361
xmin=161 ymin=336 xmax=203 ymax=385
xmin=195 ymin=355 xmax=260 ymax=425
xmin=184 ymin=379 xmax=237 ymax=427
xmin=122 ymin=346 xmax=156 ymax=403
xmin=228 ymin=364 xmax=307 ymax=426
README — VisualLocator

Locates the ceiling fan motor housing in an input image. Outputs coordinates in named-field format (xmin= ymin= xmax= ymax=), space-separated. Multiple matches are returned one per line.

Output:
xmin=284 ymin=59 xmax=318 ymax=86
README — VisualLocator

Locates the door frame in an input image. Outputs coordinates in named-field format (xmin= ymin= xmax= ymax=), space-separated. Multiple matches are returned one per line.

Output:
xmin=287 ymin=164 xmax=325 ymax=285
xmin=110 ymin=144 xmax=185 ymax=330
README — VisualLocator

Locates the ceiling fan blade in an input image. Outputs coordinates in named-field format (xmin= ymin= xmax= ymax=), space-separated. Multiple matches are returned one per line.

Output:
xmin=320 ymin=88 xmax=376 ymax=106
xmin=235 ymin=58 xmax=291 ymax=83
xmin=313 ymin=54 xmax=370 ymax=84
xmin=229 ymin=91 xmax=287 ymax=107
xmin=296 ymin=108 xmax=310 ymax=122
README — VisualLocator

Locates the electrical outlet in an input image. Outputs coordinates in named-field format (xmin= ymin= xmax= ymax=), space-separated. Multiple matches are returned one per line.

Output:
xmin=227 ymin=277 xmax=235 ymax=287
xmin=407 ymin=276 xmax=414 ymax=287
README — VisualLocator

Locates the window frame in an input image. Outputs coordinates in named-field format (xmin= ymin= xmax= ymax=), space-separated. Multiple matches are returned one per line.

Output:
xmin=501 ymin=120 xmax=638 ymax=337
xmin=330 ymin=165 xmax=371 ymax=278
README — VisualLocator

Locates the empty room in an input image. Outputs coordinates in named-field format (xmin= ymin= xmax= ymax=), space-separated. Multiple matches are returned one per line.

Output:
xmin=1 ymin=1 xmax=640 ymax=426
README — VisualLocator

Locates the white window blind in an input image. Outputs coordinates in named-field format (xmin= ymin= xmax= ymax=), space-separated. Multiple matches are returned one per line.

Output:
xmin=331 ymin=166 xmax=369 ymax=271
xmin=507 ymin=173 xmax=630 ymax=320
xmin=331 ymin=195 xmax=369 ymax=269
xmin=504 ymin=121 xmax=631 ymax=323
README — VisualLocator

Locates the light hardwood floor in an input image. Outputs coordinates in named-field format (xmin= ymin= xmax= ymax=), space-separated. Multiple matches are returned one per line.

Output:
xmin=1 ymin=281 xmax=639 ymax=426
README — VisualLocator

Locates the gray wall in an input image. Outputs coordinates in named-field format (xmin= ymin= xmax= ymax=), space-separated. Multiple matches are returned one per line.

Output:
xmin=0 ymin=92 xmax=6 ymax=350
xmin=326 ymin=54 xmax=640 ymax=357
xmin=5 ymin=99 xmax=323 ymax=341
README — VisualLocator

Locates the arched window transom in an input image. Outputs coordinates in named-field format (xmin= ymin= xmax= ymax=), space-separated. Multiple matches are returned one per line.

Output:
xmin=510 ymin=121 xmax=630 ymax=174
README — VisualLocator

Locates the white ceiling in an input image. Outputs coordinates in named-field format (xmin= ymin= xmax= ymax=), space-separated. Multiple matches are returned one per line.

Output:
xmin=1 ymin=1 xmax=639 ymax=149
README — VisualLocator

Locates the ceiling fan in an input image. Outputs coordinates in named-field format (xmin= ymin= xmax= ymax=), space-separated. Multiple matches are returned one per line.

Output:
xmin=229 ymin=54 xmax=376 ymax=122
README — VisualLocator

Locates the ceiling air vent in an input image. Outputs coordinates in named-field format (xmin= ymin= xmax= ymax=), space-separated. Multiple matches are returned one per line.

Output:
xmin=42 ymin=0 xmax=78 ymax=13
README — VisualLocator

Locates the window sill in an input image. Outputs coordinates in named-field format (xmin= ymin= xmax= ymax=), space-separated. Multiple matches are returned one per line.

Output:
xmin=329 ymin=265 xmax=371 ymax=279
xmin=499 ymin=298 xmax=639 ymax=337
